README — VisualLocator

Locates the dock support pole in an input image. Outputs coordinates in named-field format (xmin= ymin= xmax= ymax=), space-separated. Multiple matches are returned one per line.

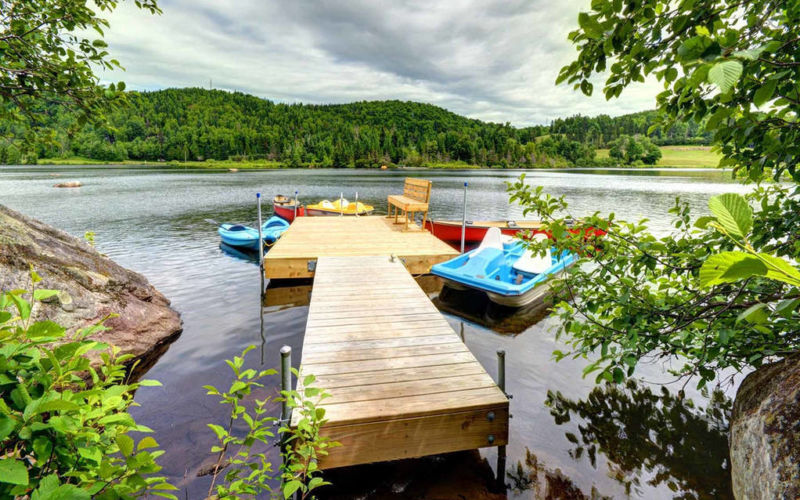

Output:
xmin=280 ymin=346 xmax=292 ymax=423
xmin=460 ymin=322 xmax=465 ymax=343
xmin=461 ymin=181 xmax=468 ymax=253
xmin=340 ymin=192 xmax=344 ymax=216
xmin=294 ymin=190 xmax=298 ymax=221
xmin=257 ymin=193 xmax=265 ymax=296
xmin=496 ymin=349 xmax=507 ymax=491
xmin=355 ymin=191 xmax=359 ymax=218
xmin=257 ymin=192 xmax=264 ymax=267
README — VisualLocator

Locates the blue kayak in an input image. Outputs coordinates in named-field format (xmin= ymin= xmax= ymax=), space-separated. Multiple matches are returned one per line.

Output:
xmin=432 ymin=228 xmax=577 ymax=307
xmin=262 ymin=215 xmax=290 ymax=243
xmin=218 ymin=216 xmax=290 ymax=249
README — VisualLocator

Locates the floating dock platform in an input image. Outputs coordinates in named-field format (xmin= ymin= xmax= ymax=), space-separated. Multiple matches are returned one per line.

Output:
xmin=292 ymin=256 xmax=509 ymax=469
xmin=264 ymin=216 xmax=459 ymax=279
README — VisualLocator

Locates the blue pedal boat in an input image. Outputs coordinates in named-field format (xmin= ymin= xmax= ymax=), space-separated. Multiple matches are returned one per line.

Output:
xmin=431 ymin=228 xmax=577 ymax=307
xmin=218 ymin=216 xmax=290 ymax=250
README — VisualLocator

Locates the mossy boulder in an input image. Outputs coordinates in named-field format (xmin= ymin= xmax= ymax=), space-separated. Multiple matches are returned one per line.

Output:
xmin=730 ymin=353 xmax=800 ymax=499
xmin=0 ymin=204 xmax=182 ymax=373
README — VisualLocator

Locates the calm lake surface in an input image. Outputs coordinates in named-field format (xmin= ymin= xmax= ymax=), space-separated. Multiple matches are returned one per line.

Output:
xmin=0 ymin=166 xmax=749 ymax=499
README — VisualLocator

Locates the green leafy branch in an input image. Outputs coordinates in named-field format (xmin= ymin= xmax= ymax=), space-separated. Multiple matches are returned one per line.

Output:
xmin=507 ymin=177 xmax=800 ymax=388
xmin=279 ymin=370 xmax=339 ymax=500
xmin=0 ymin=268 xmax=177 ymax=499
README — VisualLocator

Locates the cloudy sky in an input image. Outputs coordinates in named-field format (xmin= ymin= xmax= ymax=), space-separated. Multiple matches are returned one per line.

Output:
xmin=98 ymin=0 xmax=661 ymax=126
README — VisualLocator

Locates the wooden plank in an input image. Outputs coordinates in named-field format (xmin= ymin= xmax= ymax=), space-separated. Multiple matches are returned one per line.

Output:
xmin=305 ymin=312 xmax=445 ymax=328
xmin=301 ymin=335 xmax=461 ymax=354
xmin=321 ymin=372 xmax=496 ymax=405
xmin=301 ymin=342 xmax=468 ymax=364
xmin=304 ymin=330 xmax=453 ymax=344
xmin=301 ymin=351 xmax=477 ymax=374
xmin=308 ymin=362 xmax=487 ymax=389
xmin=319 ymin=406 xmax=508 ymax=469
xmin=317 ymin=387 xmax=508 ymax=425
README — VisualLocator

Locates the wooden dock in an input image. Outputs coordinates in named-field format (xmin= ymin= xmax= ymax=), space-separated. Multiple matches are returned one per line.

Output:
xmin=264 ymin=216 xmax=458 ymax=279
xmin=292 ymin=256 xmax=509 ymax=469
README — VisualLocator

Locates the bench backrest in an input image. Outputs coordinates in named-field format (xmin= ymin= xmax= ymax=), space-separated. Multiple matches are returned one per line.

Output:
xmin=403 ymin=178 xmax=432 ymax=203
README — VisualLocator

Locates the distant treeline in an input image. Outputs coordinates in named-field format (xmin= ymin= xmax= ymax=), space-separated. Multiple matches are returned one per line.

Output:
xmin=0 ymin=88 xmax=710 ymax=166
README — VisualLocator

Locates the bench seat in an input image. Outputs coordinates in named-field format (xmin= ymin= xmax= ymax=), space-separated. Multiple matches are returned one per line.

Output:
xmin=387 ymin=194 xmax=429 ymax=212
xmin=387 ymin=178 xmax=432 ymax=231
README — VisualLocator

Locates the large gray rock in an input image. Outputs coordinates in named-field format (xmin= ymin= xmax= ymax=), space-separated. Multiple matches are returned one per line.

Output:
xmin=0 ymin=204 xmax=182 ymax=374
xmin=730 ymin=353 xmax=800 ymax=499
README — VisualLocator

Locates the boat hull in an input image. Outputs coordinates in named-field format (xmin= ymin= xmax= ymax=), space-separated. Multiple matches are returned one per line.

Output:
xmin=425 ymin=220 xmax=545 ymax=243
xmin=431 ymin=241 xmax=577 ymax=308
xmin=218 ymin=224 xmax=260 ymax=250
xmin=305 ymin=208 xmax=374 ymax=217
xmin=273 ymin=201 xmax=305 ymax=222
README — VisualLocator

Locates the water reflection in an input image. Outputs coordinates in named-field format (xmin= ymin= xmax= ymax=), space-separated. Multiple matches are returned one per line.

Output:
xmin=318 ymin=450 xmax=504 ymax=499
xmin=506 ymin=448 xmax=611 ymax=499
xmin=434 ymin=284 xmax=552 ymax=335
xmin=544 ymin=380 xmax=732 ymax=499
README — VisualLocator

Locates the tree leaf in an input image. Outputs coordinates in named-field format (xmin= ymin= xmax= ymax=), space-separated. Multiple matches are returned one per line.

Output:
xmin=116 ymin=434 xmax=134 ymax=457
xmin=27 ymin=320 xmax=66 ymax=339
xmin=33 ymin=289 xmax=59 ymax=301
xmin=694 ymin=216 xmax=716 ymax=229
xmin=757 ymin=253 xmax=800 ymax=286
xmin=699 ymin=251 xmax=767 ymax=287
xmin=775 ymin=298 xmax=800 ymax=318
xmin=137 ymin=436 xmax=159 ymax=451
xmin=283 ymin=479 xmax=303 ymax=499
xmin=753 ymin=79 xmax=778 ymax=108
xmin=707 ymin=60 xmax=742 ymax=93
xmin=737 ymin=303 xmax=768 ymax=324
xmin=578 ymin=13 xmax=603 ymax=39
xmin=732 ymin=46 xmax=765 ymax=60
xmin=0 ymin=458 xmax=28 ymax=485
xmin=36 ymin=400 xmax=80 ymax=414
xmin=708 ymin=193 xmax=752 ymax=237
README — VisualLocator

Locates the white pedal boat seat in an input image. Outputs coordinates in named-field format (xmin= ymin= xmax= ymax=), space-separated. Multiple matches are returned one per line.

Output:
xmin=469 ymin=227 xmax=504 ymax=258
xmin=512 ymin=233 xmax=551 ymax=275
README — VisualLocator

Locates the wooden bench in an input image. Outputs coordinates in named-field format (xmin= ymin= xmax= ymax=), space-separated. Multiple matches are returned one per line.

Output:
xmin=387 ymin=178 xmax=432 ymax=231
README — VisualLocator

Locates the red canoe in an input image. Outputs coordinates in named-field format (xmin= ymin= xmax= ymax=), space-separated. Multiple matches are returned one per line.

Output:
xmin=424 ymin=220 xmax=546 ymax=244
xmin=425 ymin=219 xmax=606 ymax=245
xmin=273 ymin=195 xmax=305 ymax=222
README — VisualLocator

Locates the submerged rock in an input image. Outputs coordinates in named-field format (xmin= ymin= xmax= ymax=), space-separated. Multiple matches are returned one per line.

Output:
xmin=730 ymin=353 xmax=800 ymax=499
xmin=54 ymin=181 xmax=82 ymax=188
xmin=0 ymin=204 xmax=182 ymax=373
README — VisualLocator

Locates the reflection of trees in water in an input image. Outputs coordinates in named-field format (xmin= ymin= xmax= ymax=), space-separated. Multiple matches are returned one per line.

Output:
xmin=544 ymin=380 xmax=732 ymax=499
xmin=507 ymin=447 xmax=611 ymax=499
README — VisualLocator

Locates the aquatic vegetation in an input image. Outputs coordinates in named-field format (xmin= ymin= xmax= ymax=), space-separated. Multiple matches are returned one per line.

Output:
xmin=0 ymin=269 xmax=177 ymax=498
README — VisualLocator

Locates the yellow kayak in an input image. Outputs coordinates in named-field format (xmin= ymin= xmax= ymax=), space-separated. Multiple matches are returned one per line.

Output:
xmin=306 ymin=198 xmax=374 ymax=216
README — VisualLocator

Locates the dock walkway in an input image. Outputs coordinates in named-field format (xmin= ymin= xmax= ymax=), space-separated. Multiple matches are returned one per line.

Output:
xmin=292 ymin=255 xmax=509 ymax=469
xmin=264 ymin=216 xmax=458 ymax=279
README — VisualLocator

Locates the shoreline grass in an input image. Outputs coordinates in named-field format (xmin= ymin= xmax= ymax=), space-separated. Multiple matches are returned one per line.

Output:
xmin=21 ymin=145 xmax=722 ymax=169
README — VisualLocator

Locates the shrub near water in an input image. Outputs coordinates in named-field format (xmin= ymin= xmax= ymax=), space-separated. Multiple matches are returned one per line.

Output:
xmin=0 ymin=269 xmax=177 ymax=499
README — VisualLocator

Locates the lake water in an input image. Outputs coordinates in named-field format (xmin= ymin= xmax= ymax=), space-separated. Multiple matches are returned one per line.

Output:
xmin=0 ymin=166 xmax=749 ymax=499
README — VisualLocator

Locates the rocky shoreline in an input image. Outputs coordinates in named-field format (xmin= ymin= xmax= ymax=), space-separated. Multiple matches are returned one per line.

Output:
xmin=0 ymin=204 xmax=182 ymax=373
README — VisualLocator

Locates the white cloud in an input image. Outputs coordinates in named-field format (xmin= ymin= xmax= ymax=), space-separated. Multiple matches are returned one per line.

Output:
xmin=96 ymin=0 xmax=661 ymax=126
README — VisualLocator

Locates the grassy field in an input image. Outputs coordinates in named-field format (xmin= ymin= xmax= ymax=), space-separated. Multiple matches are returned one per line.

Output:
xmin=595 ymin=145 xmax=721 ymax=168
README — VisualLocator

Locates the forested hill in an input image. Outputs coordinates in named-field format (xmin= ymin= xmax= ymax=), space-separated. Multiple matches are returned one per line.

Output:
xmin=0 ymin=88 xmax=709 ymax=166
